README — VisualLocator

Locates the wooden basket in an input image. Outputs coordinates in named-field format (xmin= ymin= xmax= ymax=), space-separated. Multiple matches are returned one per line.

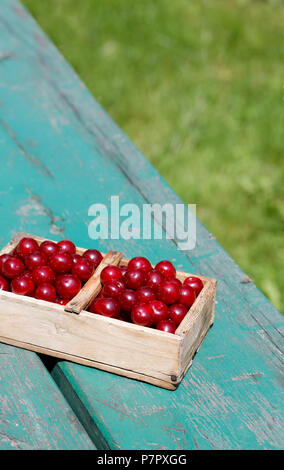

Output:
xmin=0 ymin=233 xmax=217 ymax=390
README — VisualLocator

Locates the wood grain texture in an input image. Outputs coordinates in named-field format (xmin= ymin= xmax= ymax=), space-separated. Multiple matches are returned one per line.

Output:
xmin=0 ymin=341 xmax=96 ymax=449
xmin=0 ymin=0 xmax=283 ymax=450
xmin=177 ymin=280 xmax=216 ymax=378
xmin=0 ymin=288 xmax=181 ymax=388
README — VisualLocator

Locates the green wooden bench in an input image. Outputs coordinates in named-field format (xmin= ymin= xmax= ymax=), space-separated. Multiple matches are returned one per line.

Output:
xmin=0 ymin=0 xmax=283 ymax=450
xmin=0 ymin=343 xmax=95 ymax=449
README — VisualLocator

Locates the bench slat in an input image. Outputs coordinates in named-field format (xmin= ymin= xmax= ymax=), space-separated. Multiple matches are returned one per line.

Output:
xmin=0 ymin=343 xmax=96 ymax=449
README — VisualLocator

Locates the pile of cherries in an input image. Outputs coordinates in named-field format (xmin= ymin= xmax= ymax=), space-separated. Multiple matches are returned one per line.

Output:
xmin=0 ymin=237 xmax=102 ymax=304
xmin=0 ymin=237 xmax=204 ymax=335
xmin=88 ymin=256 xmax=204 ymax=334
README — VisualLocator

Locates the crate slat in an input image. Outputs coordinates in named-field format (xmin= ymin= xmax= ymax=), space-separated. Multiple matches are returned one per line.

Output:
xmin=65 ymin=250 xmax=123 ymax=314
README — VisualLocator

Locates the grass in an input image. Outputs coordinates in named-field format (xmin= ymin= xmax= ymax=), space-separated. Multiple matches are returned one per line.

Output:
xmin=22 ymin=0 xmax=284 ymax=312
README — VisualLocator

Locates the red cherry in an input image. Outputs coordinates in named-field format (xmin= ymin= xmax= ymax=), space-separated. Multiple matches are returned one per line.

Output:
xmin=39 ymin=240 xmax=58 ymax=260
xmin=157 ymin=281 xmax=180 ymax=305
xmin=156 ymin=319 xmax=176 ymax=334
xmin=56 ymin=297 xmax=69 ymax=305
xmin=124 ymin=269 xmax=146 ymax=290
xmin=128 ymin=256 xmax=152 ymax=273
xmin=11 ymin=250 xmax=21 ymax=258
xmin=56 ymin=274 xmax=81 ymax=299
xmin=131 ymin=303 xmax=153 ymax=327
xmin=148 ymin=300 xmax=168 ymax=325
xmin=168 ymin=303 xmax=188 ymax=325
xmin=136 ymin=286 xmax=156 ymax=303
xmin=102 ymin=280 xmax=125 ymax=300
xmin=35 ymin=282 xmax=56 ymax=302
xmin=155 ymin=260 xmax=176 ymax=280
xmin=146 ymin=269 xmax=165 ymax=293
xmin=3 ymin=257 xmax=24 ymax=279
xmin=25 ymin=251 xmax=47 ymax=271
xmin=101 ymin=265 xmax=122 ymax=284
xmin=119 ymin=265 xmax=128 ymax=278
xmin=21 ymin=270 xmax=33 ymax=280
xmin=118 ymin=289 xmax=138 ymax=312
xmin=49 ymin=252 xmax=73 ymax=274
xmin=16 ymin=237 xmax=39 ymax=258
xmin=170 ymin=278 xmax=182 ymax=289
xmin=179 ymin=285 xmax=196 ymax=308
xmin=57 ymin=239 xmax=76 ymax=254
xmin=83 ymin=249 xmax=103 ymax=268
xmin=72 ymin=258 xmax=94 ymax=282
xmin=11 ymin=276 xmax=35 ymax=296
xmin=0 ymin=275 xmax=9 ymax=291
xmin=0 ymin=254 xmax=12 ymax=275
xmin=183 ymin=276 xmax=204 ymax=296
xmin=32 ymin=266 xmax=56 ymax=285
xmin=72 ymin=253 xmax=82 ymax=265
xmin=89 ymin=297 xmax=120 ymax=318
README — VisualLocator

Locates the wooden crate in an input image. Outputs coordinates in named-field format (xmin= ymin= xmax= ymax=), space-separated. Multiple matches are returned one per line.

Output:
xmin=0 ymin=233 xmax=217 ymax=390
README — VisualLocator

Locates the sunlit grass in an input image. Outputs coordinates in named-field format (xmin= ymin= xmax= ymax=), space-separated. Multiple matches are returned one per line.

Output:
xmin=23 ymin=0 xmax=284 ymax=312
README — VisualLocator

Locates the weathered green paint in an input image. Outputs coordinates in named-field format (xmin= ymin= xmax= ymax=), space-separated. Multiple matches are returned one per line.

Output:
xmin=0 ymin=0 xmax=283 ymax=450
xmin=0 ymin=344 xmax=96 ymax=449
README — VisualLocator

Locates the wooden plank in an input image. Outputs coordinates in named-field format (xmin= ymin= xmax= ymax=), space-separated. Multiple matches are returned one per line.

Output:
xmin=0 ymin=341 xmax=96 ymax=449
xmin=0 ymin=0 xmax=283 ymax=450
xmin=0 ymin=288 xmax=181 ymax=388
xmin=177 ymin=280 xmax=216 ymax=378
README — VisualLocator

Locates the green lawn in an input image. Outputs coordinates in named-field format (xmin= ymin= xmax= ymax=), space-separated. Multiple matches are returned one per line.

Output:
xmin=22 ymin=0 xmax=284 ymax=312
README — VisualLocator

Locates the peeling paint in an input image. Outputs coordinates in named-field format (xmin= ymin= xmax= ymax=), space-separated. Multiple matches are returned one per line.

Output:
xmin=231 ymin=372 xmax=264 ymax=383
xmin=16 ymin=190 xmax=65 ymax=235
